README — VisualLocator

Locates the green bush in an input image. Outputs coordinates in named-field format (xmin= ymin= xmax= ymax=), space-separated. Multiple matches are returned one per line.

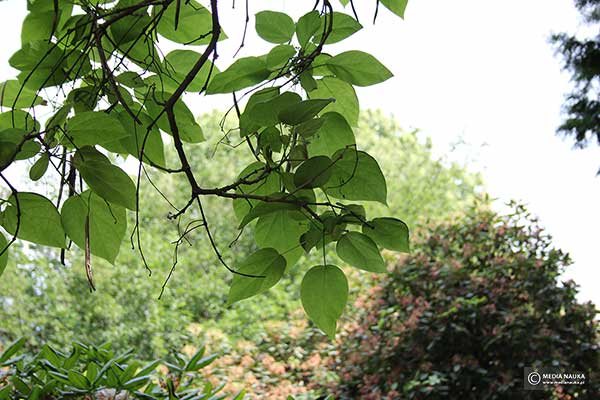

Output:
xmin=332 ymin=204 xmax=599 ymax=399
xmin=0 ymin=338 xmax=239 ymax=399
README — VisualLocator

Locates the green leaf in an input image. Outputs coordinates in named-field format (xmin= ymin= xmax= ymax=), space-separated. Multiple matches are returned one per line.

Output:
xmin=0 ymin=110 xmax=39 ymax=132
xmin=336 ymin=231 xmax=385 ymax=272
xmin=381 ymin=0 xmax=409 ymax=18
xmin=310 ymin=77 xmax=359 ymax=126
xmin=0 ymin=129 xmax=40 ymax=161
xmin=156 ymin=0 xmax=220 ymax=45
xmin=66 ymin=111 xmax=128 ymax=147
xmin=362 ymin=217 xmax=410 ymax=252
xmin=294 ymin=118 xmax=325 ymax=138
xmin=255 ymin=210 xmax=309 ymax=267
xmin=266 ymin=44 xmax=296 ymax=71
xmin=206 ymin=57 xmax=270 ymax=94
xmin=162 ymin=50 xmax=218 ymax=92
xmin=0 ymin=233 xmax=8 ymax=278
xmin=74 ymin=147 xmax=137 ymax=210
xmin=1 ymin=192 xmax=65 ymax=248
xmin=227 ymin=248 xmax=287 ymax=304
xmin=294 ymin=156 xmax=333 ymax=189
xmin=0 ymin=80 xmax=44 ymax=109
xmin=300 ymin=265 xmax=348 ymax=338
xmin=315 ymin=12 xmax=362 ymax=44
xmin=143 ymin=91 xmax=204 ymax=143
xmin=307 ymin=112 xmax=355 ymax=157
xmin=116 ymin=111 xmax=165 ymax=167
xmin=326 ymin=51 xmax=393 ymax=86
xmin=255 ymin=11 xmax=295 ymax=44
xmin=29 ymin=153 xmax=49 ymax=181
xmin=0 ymin=337 xmax=25 ymax=363
xmin=325 ymin=148 xmax=387 ymax=204
xmin=232 ymin=162 xmax=281 ymax=222
xmin=67 ymin=370 xmax=90 ymax=390
xmin=296 ymin=10 xmax=321 ymax=47
xmin=238 ymin=201 xmax=299 ymax=229
xmin=61 ymin=190 xmax=127 ymax=264
xmin=243 ymin=92 xmax=302 ymax=131
xmin=279 ymin=99 xmax=334 ymax=125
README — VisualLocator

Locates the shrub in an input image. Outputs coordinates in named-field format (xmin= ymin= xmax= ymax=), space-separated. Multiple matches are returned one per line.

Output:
xmin=332 ymin=204 xmax=599 ymax=399
xmin=0 ymin=338 xmax=241 ymax=399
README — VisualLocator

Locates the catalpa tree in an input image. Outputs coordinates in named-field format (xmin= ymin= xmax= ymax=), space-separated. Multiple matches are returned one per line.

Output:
xmin=0 ymin=0 xmax=410 ymax=337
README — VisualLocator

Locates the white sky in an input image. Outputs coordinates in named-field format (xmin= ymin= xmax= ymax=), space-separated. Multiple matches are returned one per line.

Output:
xmin=0 ymin=1 xmax=598 ymax=304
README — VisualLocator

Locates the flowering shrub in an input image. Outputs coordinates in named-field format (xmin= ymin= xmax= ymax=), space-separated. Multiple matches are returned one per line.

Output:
xmin=332 ymin=205 xmax=599 ymax=399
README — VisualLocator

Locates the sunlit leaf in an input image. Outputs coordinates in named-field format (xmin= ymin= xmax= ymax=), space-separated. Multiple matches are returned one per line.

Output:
xmin=227 ymin=248 xmax=286 ymax=304
xmin=336 ymin=231 xmax=385 ymax=272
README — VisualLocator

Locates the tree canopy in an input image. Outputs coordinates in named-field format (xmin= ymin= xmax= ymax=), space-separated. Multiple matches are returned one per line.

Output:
xmin=552 ymin=0 xmax=600 ymax=172
xmin=0 ymin=0 xmax=414 ymax=337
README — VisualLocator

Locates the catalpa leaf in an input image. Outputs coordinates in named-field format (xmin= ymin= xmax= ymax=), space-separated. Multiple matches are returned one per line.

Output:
xmin=296 ymin=10 xmax=320 ymax=47
xmin=61 ymin=190 xmax=127 ymax=264
xmin=66 ymin=111 xmax=128 ymax=147
xmin=294 ymin=156 xmax=333 ymax=189
xmin=1 ymin=192 xmax=66 ymax=248
xmin=381 ymin=0 xmax=409 ymax=19
xmin=314 ymin=12 xmax=362 ymax=44
xmin=301 ymin=264 xmax=348 ymax=338
xmin=255 ymin=11 xmax=295 ymax=44
xmin=326 ymin=51 xmax=393 ymax=87
xmin=307 ymin=112 xmax=355 ymax=157
xmin=227 ymin=248 xmax=286 ymax=304
xmin=325 ymin=148 xmax=387 ymax=204
xmin=362 ymin=217 xmax=410 ymax=253
xmin=310 ymin=77 xmax=359 ymax=126
xmin=336 ymin=231 xmax=385 ymax=273
xmin=206 ymin=57 xmax=270 ymax=94
xmin=74 ymin=147 xmax=137 ymax=211
xmin=156 ymin=0 xmax=223 ymax=45
xmin=279 ymin=99 xmax=334 ymax=125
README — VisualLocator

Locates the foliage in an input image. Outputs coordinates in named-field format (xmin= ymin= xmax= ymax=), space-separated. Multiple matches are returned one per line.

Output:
xmin=552 ymin=0 xmax=600 ymax=172
xmin=0 ymin=110 xmax=483 ymax=357
xmin=0 ymin=0 xmax=421 ymax=335
xmin=331 ymin=205 xmax=599 ymax=399
xmin=0 ymin=338 xmax=241 ymax=400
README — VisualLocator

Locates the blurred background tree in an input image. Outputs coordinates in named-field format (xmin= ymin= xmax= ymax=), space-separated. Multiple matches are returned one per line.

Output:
xmin=552 ymin=0 xmax=600 ymax=172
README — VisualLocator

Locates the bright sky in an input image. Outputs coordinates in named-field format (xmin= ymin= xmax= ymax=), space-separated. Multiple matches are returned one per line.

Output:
xmin=0 ymin=1 xmax=598 ymax=305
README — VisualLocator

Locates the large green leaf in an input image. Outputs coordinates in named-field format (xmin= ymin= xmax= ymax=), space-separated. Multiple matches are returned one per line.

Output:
xmin=314 ymin=12 xmax=362 ymax=44
xmin=238 ymin=201 xmax=299 ymax=229
xmin=0 ymin=233 xmax=8 ymax=277
xmin=116 ymin=111 xmax=165 ymax=167
xmin=310 ymin=77 xmax=359 ymax=126
xmin=156 ymin=0 xmax=218 ymax=45
xmin=162 ymin=50 xmax=219 ymax=92
xmin=227 ymin=248 xmax=286 ymax=304
xmin=255 ymin=11 xmax=295 ymax=44
xmin=325 ymin=148 xmax=387 ymax=204
xmin=294 ymin=156 xmax=333 ymax=189
xmin=255 ymin=210 xmax=309 ymax=266
xmin=326 ymin=51 xmax=393 ymax=86
xmin=0 ymin=80 xmax=44 ymax=109
xmin=0 ymin=129 xmax=40 ymax=161
xmin=362 ymin=217 xmax=410 ymax=253
xmin=61 ymin=190 xmax=127 ymax=264
xmin=279 ymin=99 xmax=334 ymax=125
xmin=307 ymin=112 xmax=355 ymax=157
xmin=244 ymin=92 xmax=302 ymax=130
xmin=232 ymin=162 xmax=281 ymax=222
xmin=266 ymin=44 xmax=296 ymax=71
xmin=74 ymin=147 xmax=137 ymax=210
xmin=381 ymin=0 xmax=409 ymax=18
xmin=144 ymin=92 xmax=204 ymax=143
xmin=0 ymin=110 xmax=39 ymax=132
xmin=206 ymin=57 xmax=270 ymax=94
xmin=300 ymin=264 xmax=348 ymax=338
xmin=1 ymin=192 xmax=66 ymax=248
xmin=336 ymin=231 xmax=385 ymax=272
xmin=296 ymin=10 xmax=321 ymax=47
xmin=66 ymin=112 xmax=128 ymax=147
